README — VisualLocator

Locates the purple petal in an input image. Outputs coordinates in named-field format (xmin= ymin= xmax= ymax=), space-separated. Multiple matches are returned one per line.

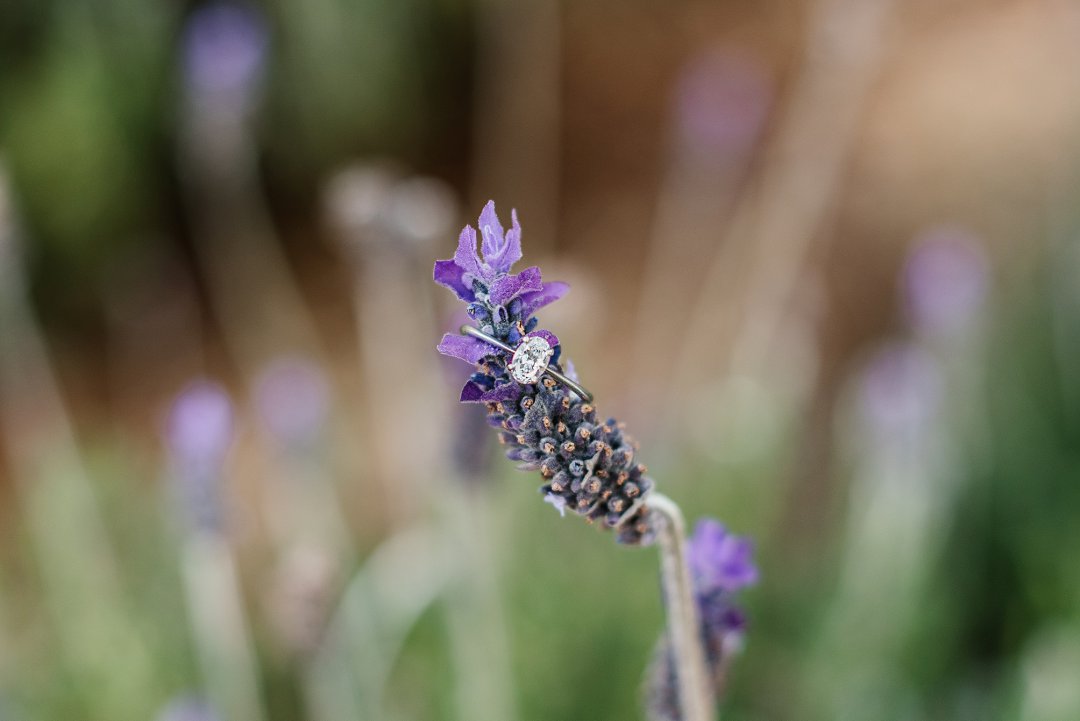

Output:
xmin=688 ymin=518 xmax=759 ymax=594
xmin=716 ymin=537 xmax=759 ymax=590
xmin=459 ymin=381 xmax=485 ymax=403
xmin=688 ymin=519 xmax=727 ymax=578
xmin=437 ymin=334 xmax=491 ymax=364
xmin=453 ymin=225 xmax=482 ymax=278
xmin=479 ymin=202 xmax=522 ymax=274
xmin=478 ymin=200 xmax=505 ymax=260
xmin=478 ymin=383 xmax=522 ymax=403
xmin=525 ymin=329 xmax=559 ymax=349
xmin=489 ymin=266 xmax=543 ymax=306
xmin=518 ymin=281 xmax=569 ymax=317
xmin=433 ymin=259 xmax=475 ymax=301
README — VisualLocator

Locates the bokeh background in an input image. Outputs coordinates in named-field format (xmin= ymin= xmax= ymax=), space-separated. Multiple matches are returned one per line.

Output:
xmin=3 ymin=0 xmax=1080 ymax=720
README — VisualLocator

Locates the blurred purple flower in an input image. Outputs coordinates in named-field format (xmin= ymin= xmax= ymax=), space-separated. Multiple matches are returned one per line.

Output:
xmin=689 ymin=519 xmax=756 ymax=665
xmin=164 ymin=379 xmax=235 ymax=531
xmin=858 ymin=341 xmax=943 ymax=438
xmin=647 ymin=519 xmax=757 ymax=720
xmin=902 ymin=225 xmax=989 ymax=336
xmin=254 ymin=355 xmax=331 ymax=448
xmin=166 ymin=379 xmax=235 ymax=475
xmin=182 ymin=1 xmax=268 ymax=98
xmin=688 ymin=519 xmax=759 ymax=594
xmin=674 ymin=48 xmax=772 ymax=157
xmin=154 ymin=696 xmax=220 ymax=721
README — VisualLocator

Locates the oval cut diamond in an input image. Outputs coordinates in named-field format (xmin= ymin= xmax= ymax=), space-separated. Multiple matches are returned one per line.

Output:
xmin=509 ymin=336 xmax=554 ymax=384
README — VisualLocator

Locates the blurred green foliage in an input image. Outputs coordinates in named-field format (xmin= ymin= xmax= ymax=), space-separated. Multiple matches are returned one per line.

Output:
xmin=0 ymin=0 xmax=471 ymax=317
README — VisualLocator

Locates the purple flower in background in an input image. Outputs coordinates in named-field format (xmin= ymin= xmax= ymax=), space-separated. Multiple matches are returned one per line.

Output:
xmin=674 ymin=47 xmax=772 ymax=157
xmin=182 ymin=1 xmax=268 ymax=99
xmin=902 ymin=225 xmax=989 ymax=337
xmin=686 ymin=519 xmax=757 ymax=656
xmin=688 ymin=519 xmax=759 ymax=594
xmin=164 ymin=379 xmax=235 ymax=532
xmin=858 ymin=341 xmax=943 ymax=440
xmin=255 ymin=355 xmax=331 ymax=449
xmin=687 ymin=519 xmax=757 ymax=658
xmin=166 ymin=380 xmax=234 ymax=476
xmin=647 ymin=519 xmax=757 ymax=720
xmin=434 ymin=202 xmax=657 ymax=544
xmin=154 ymin=695 xmax=220 ymax=721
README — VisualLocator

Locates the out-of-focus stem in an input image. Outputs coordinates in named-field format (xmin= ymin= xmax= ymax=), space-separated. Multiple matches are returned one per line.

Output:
xmin=443 ymin=487 xmax=520 ymax=721
xmin=180 ymin=534 xmax=267 ymax=721
xmin=316 ymin=525 xmax=450 ymax=721
xmin=648 ymin=493 xmax=713 ymax=721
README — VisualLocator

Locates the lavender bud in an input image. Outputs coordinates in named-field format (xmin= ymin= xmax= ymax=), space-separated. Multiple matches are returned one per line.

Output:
xmin=182 ymin=1 xmax=268 ymax=102
xmin=164 ymin=379 xmax=235 ymax=533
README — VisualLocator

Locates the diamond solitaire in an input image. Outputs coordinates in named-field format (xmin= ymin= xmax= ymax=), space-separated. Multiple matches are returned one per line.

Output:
xmin=509 ymin=336 xmax=555 ymax=385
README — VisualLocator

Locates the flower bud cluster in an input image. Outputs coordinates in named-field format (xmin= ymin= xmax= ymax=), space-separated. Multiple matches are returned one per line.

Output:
xmin=487 ymin=369 xmax=657 ymax=545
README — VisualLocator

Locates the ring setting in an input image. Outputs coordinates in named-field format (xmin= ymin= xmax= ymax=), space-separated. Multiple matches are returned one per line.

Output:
xmin=459 ymin=325 xmax=594 ymax=403
xmin=509 ymin=335 xmax=554 ymax=384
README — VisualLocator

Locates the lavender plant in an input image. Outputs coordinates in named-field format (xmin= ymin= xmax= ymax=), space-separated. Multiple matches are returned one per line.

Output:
xmin=647 ymin=520 xmax=758 ymax=721
xmin=435 ymin=201 xmax=758 ymax=719
xmin=435 ymin=201 xmax=657 ymax=544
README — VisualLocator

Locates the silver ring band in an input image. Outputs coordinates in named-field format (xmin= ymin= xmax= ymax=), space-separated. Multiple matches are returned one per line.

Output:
xmin=459 ymin=325 xmax=594 ymax=403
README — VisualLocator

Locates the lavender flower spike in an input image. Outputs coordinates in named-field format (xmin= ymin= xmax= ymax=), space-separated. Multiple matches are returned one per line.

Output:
xmin=434 ymin=201 xmax=654 ymax=544
xmin=435 ymin=203 xmax=748 ymax=721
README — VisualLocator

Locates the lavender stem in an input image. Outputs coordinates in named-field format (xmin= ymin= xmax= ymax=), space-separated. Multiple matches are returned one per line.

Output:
xmin=648 ymin=493 xmax=714 ymax=721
